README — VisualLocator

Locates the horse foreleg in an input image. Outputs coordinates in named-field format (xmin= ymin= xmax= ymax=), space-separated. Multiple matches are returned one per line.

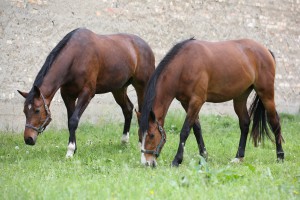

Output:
xmin=172 ymin=99 xmax=203 ymax=167
xmin=65 ymin=89 xmax=93 ymax=158
xmin=133 ymin=83 xmax=146 ymax=148
xmin=112 ymin=88 xmax=134 ymax=144
xmin=172 ymin=117 xmax=191 ymax=167
xmin=181 ymin=102 xmax=207 ymax=161
xmin=61 ymin=89 xmax=76 ymax=158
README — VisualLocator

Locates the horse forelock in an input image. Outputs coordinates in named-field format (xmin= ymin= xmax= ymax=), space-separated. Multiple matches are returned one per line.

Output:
xmin=140 ymin=37 xmax=195 ymax=134
xmin=25 ymin=28 xmax=80 ymax=104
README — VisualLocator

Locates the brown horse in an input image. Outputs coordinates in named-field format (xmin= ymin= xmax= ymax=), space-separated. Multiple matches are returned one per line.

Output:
xmin=18 ymin=28 xmax=155 ymax=157
xmin=139 ymin=38 xmax=284 ymax=167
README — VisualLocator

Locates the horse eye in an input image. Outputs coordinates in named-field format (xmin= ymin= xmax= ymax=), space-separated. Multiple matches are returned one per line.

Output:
xmin=35 ymin=109 xmax=40 ymax=114
xmin=149 ymin=133 xmax=155 ymax=139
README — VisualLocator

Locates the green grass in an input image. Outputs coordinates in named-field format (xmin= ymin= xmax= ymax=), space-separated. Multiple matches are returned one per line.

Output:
xmin=1 ymin=112 xmax=299 ymax=200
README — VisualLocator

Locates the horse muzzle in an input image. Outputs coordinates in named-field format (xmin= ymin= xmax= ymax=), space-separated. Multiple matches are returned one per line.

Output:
xmin=141 ymin=153 xmax=157 ymax=167
xmin=146 ymin=159 xmax=157 ymax=167
xmin=24 ymin=134 xmax=37 ymax=145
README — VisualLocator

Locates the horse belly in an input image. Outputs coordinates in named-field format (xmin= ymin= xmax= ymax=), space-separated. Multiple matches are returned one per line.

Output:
xmin=95 ymin=74 xmax=131 ymax=94
xmin=206 ymin=82 xmax=252 ymax=103
xmin=205 ymin=62 xmax=255 ymax=102
xmin=95 ymin=80 xmax=128 ymax=94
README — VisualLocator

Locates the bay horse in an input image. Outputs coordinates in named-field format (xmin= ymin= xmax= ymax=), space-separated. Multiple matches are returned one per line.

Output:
xmin=139 ymin=38 xmax=284 ymax=167
xmin=18 ymin=28 xmax=155 ymax=157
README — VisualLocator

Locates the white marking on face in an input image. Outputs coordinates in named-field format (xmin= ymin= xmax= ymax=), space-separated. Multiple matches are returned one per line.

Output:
xmin=141 ymin=152 xmax=147 ymax=165
xmin=121 ymin=132 xmax=130 ymax=143
xmin=28 ymin=104 xmax=32 ymax=110
xmin=140 ymin=131 xmax=147 ymax=165
xmin=66 ymin=142 xmax=76 ymax=158
xmin=141 ymin=131 xmax=147 ymax=151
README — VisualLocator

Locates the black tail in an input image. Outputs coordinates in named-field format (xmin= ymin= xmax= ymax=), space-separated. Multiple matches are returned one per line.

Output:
xmin=249 ymin=94 xmax=275 ymax=146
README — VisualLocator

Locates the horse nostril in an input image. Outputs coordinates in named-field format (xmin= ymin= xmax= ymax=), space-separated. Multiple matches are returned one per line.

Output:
xmin=145 ymin=161 xmax=150 ymax=167
xmin=151 ymin=160 xmax=157 ymax=168
xmin=145 ymin=160 xmax=157 ymax=168
xmin=25 ymin=137 xmax=35 ymax=145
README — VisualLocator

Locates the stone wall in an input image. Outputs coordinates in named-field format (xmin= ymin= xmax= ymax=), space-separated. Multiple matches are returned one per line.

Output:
xmin=0 ymin=0 xmax=299 ymax=132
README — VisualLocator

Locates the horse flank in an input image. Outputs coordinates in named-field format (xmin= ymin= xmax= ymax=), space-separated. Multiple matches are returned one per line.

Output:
xmin=25 ymin=28 xmax=79 ymax=104
xmin=140 ymin=37 xmax=195 ymax=133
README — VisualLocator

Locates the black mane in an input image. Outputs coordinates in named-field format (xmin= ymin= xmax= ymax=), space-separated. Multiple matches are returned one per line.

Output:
xmin=25 ymin=28 xmax=79 ymax=104
xmin=140 ymin=37 xmax=195 ymax=133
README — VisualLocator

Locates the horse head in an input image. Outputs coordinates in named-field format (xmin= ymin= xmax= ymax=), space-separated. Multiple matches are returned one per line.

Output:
xmin=18 ymin=86 xmax=52 ymax=145
xmin=140 ymin=111 xmax=166 ymax=167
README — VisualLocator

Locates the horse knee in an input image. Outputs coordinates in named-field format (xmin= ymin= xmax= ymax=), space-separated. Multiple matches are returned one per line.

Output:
xmin=69 ymin=116 xmax=79 ymax=131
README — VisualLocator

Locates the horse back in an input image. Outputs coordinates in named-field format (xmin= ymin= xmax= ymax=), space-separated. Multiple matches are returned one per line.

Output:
xmin=172 ymin=39 xmax=275 ymax=102
xmin=61 ymin=28 xmax=154 ymax=93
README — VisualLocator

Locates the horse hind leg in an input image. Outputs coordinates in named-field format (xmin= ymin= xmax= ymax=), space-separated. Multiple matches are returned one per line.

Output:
xmin=112 ymin=87 xmax=134 ymax=144
xmin=255 ymin=92 xmax=284 ymax=161
xmin=231 ymin=90 xmax=251 ymax=163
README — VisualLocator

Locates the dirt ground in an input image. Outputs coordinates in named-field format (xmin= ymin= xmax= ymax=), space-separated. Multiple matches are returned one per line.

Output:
xmin=0 ymin=0 xmax=299 ymax=131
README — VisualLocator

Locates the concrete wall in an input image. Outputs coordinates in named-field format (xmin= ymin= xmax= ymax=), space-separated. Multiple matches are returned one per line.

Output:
xmin=0 ymin=0 xmax=299 ymax=132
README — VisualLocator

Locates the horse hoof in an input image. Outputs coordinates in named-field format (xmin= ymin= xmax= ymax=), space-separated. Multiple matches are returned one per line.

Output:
xmin=277 ymin=152 xmax=284 ymax=161
xmin=145 ymin=160 xmax=157 ymax=168
xmin=171 ymin=162 xmax=179 ymax=167
xmin=121 ymin=133 xmax=129 ymax=144
xmin=66 ymin=142 xmax=76 ymax=158
xmin=277 ymin=157 xmax=284 ymax=163
xmin=231 ymin=157 xmax=243 ymax=163
xmin=201 ymin=151 xmax=208 ymax=161
xmin=66 ymin=153 xmax=74 ymax=159
xmin=171 ymin=159 xmax=181 ymax=167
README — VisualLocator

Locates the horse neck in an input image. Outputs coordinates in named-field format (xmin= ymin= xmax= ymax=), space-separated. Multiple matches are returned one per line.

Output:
xmin=38 ymin=63 xmax=66 ymax=105
xmin=152 ymin=78 xmax=176 ymax=126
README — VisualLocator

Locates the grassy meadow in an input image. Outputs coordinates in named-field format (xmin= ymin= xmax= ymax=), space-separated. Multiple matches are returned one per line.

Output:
xmin=0 ymin=112 xmax=299 ymax=200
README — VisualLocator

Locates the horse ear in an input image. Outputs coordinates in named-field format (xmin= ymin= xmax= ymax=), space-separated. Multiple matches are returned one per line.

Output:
xmin=33 ymin=85 xmax=41 ymax=97
xmin=17 ymin=90 xmax=28 ymax=98
xmin=150 ymin=110 xmax=156 ymax=122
